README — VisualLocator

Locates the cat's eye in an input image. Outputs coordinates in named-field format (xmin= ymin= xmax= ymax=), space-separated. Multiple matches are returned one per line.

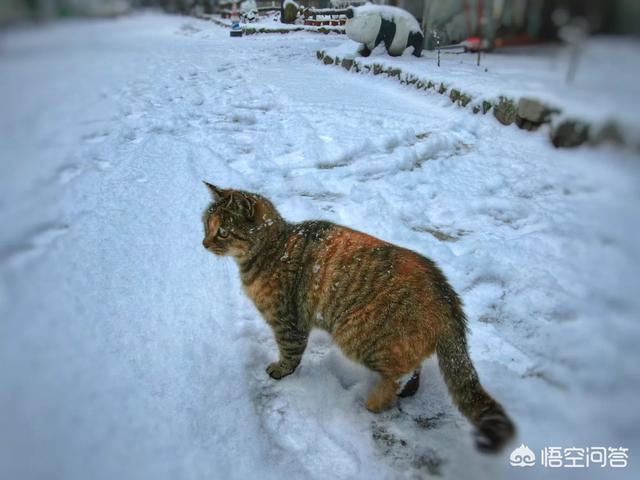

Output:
xmin=217 ymin=227 xmax=229 ymax=238
xmin=207 ymin=207 xmax=215 ymax=214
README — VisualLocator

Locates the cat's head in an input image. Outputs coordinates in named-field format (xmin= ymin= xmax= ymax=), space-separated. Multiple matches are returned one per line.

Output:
xmin=202 ymin=182 xmax=283 ymax=258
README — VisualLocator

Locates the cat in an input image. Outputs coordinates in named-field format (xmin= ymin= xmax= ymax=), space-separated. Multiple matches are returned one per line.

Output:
xmin=202 ymin=182 xmax=515 ymax=452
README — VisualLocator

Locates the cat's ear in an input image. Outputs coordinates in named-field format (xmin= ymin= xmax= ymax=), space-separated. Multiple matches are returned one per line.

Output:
xmin=237 ymin=194 xmax=256 ymax=221
xmin=203 ymin=181 xmax=224 ymax=201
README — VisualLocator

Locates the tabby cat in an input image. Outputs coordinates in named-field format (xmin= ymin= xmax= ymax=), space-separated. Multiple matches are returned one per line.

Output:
xmin=202 ymin=182 xmax=515 ymax=452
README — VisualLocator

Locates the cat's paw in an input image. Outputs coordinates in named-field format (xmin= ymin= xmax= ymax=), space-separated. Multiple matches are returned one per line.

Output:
xmin=266 ymin=361 xmax=294 ymax=380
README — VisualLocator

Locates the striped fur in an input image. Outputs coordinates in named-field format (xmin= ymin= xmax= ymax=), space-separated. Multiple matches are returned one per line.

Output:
xmin=202 ymin=183 xmax=515 ymax=452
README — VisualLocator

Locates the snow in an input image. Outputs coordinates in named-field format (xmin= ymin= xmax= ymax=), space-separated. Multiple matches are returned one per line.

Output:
xmin=1 ymin=12 xmax=639 ymax=480
xmin=326 ymin=37 xmax=640 ymax=143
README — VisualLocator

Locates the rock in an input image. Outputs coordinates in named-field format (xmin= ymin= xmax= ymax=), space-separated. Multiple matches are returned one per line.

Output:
xmin=373 ymin=64 xmax=383 ymax=75
xmin=316 ymin=50 xmax=324 ymax=60
xmin=449 ymin=89 xmax=471 ymax=107
xmin=482 ymin=101 xmax=492 ymax=114
xmin=591 ymin=121 xmax=625 ymax=146
xmin=516 ymin=118 xmax=537 ymax=131
xmin=438 ymin=83 xmax=447 ymax=94
xmin=282 ymin=1 xmax=298 ymax=24
xmin=386 ymin=68 xmax=401 ymax=78
xmin=493 ymin=97 xmax=517 ymax=125
xmin=458 ymin=93 xmax=471 ymax=107
xmin=551 ymin=120 xmax=590 ymax=148
xmin=323 ymin=55 xmax=334 ymax=65
xmin=517 ymin=98 xmax=552 ymax=124
xmin=341 ymin=58 xmax=353 ymax=70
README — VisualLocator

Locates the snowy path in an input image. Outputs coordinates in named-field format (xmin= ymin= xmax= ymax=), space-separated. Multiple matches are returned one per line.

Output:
xmin=1 ymin=13 xmax=639 ymax=480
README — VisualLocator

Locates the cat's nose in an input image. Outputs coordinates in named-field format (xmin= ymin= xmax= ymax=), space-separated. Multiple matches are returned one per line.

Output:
xmin=202 ymin=239 xmax=211 ymax=249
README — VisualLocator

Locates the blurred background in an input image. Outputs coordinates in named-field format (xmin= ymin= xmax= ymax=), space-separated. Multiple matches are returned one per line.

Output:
xmin=2 ymin=0 xmax=640 ymax=44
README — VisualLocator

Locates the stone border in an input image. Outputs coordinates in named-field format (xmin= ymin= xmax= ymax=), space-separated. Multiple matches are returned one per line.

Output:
xmin=317 ymin=50 xmax=632 ymax=150
xmin=243 ymin=25 xmax=344 ymax=35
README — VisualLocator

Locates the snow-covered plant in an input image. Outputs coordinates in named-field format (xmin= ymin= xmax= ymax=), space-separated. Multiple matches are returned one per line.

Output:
xmin=281 ymin=0 xmax=299 ymax=24
xmin=240 ymin=0 xmax=258 ymax=22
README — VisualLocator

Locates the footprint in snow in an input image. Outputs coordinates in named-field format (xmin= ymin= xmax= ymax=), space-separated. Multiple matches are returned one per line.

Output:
xmin=188 ymin=92 xmax=205 ymax=106
xmin=2 ymin=223 xmax=69 ymax=269
xmin=370 ymin=409 xmax=448 ymax=477
xmin=229 ymin=111 xmax=257 ymax=126
xmin=94 ymin=159 xmax=111 ymax=171
xmin=57 ymin=165 xmax=82 ymax=185
xmin=176 ymin=23 xmax=201 ymax=36
xmin=252 ymin=378 xmax=361 ymax=478
xmin=81 ymin=131 xmax=109 ymax=144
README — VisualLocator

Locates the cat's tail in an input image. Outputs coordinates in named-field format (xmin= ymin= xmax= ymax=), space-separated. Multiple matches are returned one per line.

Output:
xmin=435 ymin=315 xmax=515 ymax=452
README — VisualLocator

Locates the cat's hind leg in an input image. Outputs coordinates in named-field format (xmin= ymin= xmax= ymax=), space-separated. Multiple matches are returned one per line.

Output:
xmin=365 ymin=377 xmax=398 ymax=413
xmin=398 ymin=369 xmax=420 ymax=398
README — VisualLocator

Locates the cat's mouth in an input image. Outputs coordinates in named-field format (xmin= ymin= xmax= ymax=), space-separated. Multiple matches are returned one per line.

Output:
xmin=202 ymin=240 xmax=224 ymax=255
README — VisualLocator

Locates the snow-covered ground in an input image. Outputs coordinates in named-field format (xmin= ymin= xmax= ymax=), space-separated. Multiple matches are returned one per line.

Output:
xmin=1 ymin=12 xmax=639 ymax=480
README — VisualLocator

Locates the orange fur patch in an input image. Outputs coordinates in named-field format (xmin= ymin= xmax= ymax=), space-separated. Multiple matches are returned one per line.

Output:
xmin=208 ymin=215 xmax=220 ymax=236
xmin=395 ymin=251 xmax=426 ymax=277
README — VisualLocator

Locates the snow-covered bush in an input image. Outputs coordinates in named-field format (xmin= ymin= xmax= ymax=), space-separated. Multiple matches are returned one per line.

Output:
xmin=282 ymin=0 xmax=299 ymax=24
xmin=240 ymin=0 xmax=258 ymax=23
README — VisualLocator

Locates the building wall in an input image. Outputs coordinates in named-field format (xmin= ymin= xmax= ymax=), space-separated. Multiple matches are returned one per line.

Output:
xmin=613 ymin=0 xmax=640 ymax=35
xmin=401 ymin=0 xmax=639 ymax=49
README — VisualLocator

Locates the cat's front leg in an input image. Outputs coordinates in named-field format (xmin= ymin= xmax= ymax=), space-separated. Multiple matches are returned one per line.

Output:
xmin=266 ymin=323 xmax=309 ymax=380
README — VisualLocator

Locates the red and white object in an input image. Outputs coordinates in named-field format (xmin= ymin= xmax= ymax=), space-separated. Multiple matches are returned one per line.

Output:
xmin=230 ymin=2 xmax=240 ymax=23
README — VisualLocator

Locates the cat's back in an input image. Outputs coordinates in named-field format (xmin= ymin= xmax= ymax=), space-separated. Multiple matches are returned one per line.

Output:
xmin=288 ymin=222 xmax=454 ymax=297
xmin=296 ymin=223 xmax=444 ymax=323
